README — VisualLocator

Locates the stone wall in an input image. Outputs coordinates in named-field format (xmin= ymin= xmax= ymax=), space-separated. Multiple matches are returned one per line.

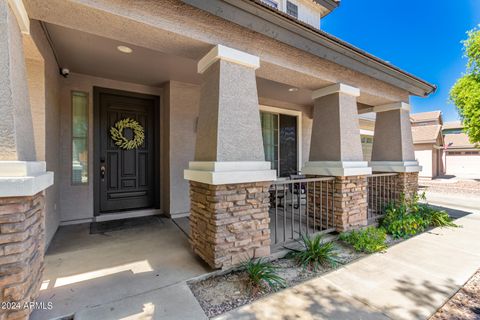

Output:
xmin=0 ymin=192 xmax=45 ymax=320
xmin=333 ymin=176 xmax=368 ymax=231
xmin=395 ymin=172 xmax=419 ymax=201
xmin=367 ymin=172 xmax=419 ymax=220
xmin=189 ymin=181 xmax=271 ymax=269
xmin=307 ymin=179 xmax=336 ymax=230
xmin=307 ymin=176 xmax=368 ymax=232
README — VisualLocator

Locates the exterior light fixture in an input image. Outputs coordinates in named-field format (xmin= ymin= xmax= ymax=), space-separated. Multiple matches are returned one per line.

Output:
xmin=117 ymin=45 xmax=133 ymax=53
xmin=288 ymin=87 xmax=299 ymax=92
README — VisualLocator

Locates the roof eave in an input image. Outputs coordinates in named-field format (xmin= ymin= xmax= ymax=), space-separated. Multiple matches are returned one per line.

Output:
xmin=314 ymin=0 xmax=339 ymax=13
xmin=183 ymin=0 xmax=436 ymax=97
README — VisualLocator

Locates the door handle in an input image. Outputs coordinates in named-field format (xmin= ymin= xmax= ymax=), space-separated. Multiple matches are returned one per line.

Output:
xmin=100 ymin=165 xmax=106 ymax=180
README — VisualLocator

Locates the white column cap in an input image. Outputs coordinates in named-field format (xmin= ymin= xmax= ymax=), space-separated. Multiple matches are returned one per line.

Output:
xmin=184 ymin=161 xmax=276 ymax=185
xmin=373 ymin=102 xmax=411 ymax=113
xmin=198 ymin=45 xmax=260 ymax=74
xmin=0 ymin=161 xmax=53 ymax=196
xmin=312 ymin=83 xmax=360 ymax=100
xmin=302 ymin=161 xmax=372 ymax=177
xmin=370 ymin=161 xmax=421 ymax=173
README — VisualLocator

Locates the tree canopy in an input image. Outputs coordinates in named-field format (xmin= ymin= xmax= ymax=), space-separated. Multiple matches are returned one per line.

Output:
xmin=450 ymin=26 xmax=480 ymax=144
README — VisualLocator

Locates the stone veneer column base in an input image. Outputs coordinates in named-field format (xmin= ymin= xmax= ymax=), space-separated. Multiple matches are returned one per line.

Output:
xmin=189 ymin=181 xmax=271 ymax=269
xmin=333 ymin=176 xmax=368 ymax=232
xmin=307 ymin=176 xmax=368 ymax=232
xmin=0 ymin=192 xmax=45 ymax=320
xmin=394 ymin=172 xmax=419 ymax=202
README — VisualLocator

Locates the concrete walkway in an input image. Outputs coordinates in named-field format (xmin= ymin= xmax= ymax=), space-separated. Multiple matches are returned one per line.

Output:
xmin=31 ymin=217 xmax=209 ymax=320
xmin=217 ymin=206 xmax=480 ymax=320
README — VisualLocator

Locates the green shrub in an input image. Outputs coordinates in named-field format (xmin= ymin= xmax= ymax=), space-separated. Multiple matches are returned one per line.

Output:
xmin=421 ymin=206 xmax=458 ymax=227
xmin=241 ymin=258 xmax=286 ymax=292
xmin=381 ymin=193 xmax=457 ymax=238
xmin=339 ymin=227 xmax=387 ymax=253
xmin=288 ymin=234 xmax=339 ymax=271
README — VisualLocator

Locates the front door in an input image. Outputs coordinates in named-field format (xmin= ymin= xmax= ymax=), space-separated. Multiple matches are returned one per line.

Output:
xmin=94 ymin=87 xmax=159 ymax=214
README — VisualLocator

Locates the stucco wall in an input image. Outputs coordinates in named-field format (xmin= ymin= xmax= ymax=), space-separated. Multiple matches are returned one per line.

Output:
xmin=28 ymin=21 xmax=61 ymax=248
xmin=163 ymin=83 xmax=313 ymax=217
xmin=164 ymin=81 xmax=200 ymax=216
xmin=414 ymin=144 xmax=433 ymax=178
xmin=54 ymin=74 xmax=313 ymax=221
xmin=58 ymin=73 xmax=163 ymax=223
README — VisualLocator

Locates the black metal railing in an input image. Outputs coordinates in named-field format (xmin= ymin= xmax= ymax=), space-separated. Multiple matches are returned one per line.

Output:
xmin=367 ymin=173 xmax=398 ymax=222
xmin=269 ymin=176 xmax=336 ymax=249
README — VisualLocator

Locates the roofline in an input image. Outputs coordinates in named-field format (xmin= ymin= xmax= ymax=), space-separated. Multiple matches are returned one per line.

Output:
xmin=314 ymin=0 xmax=339 ymax=12
xmin=182 ymin=0 xmax=436 ymax=96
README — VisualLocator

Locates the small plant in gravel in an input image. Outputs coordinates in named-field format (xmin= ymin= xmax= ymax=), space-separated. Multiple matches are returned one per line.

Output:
xmin=288 ymin=234 xmax=339 ymax=271
xmin=339 ymin=227 xmax=387 ymax=253
xmin=241 ymin=258 xmax=286 ymax=293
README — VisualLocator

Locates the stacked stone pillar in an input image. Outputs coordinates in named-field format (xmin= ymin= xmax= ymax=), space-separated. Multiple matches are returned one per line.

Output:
xmin=303 ymin=83 xmax=371 ymax=232
xmin=0 ymin=1 xmax=53 ymax=319
xmin=370 ymin=102 xmax=421 ymax=202
xmin=184 ymin=45 xmax=276 ymax=269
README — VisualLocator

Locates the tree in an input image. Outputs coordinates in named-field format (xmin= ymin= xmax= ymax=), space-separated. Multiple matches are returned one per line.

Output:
xmin=450 ymin=26 xmax=480 ymax=144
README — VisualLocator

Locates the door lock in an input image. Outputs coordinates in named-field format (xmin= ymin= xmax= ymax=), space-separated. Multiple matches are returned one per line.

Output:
xmin=100 ymin=165 xmax=106 ymax=180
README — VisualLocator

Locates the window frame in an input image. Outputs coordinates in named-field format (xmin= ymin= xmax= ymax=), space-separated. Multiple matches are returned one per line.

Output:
xmin=286 ymin=1 xmax=298 ymax=18
xmin=259 ymin=105 xmax=302 ymax=176
xmin=71 ymin=90 xmax=90 ymax=186
xmin=261 ymin=0 xmax=278 ymax=9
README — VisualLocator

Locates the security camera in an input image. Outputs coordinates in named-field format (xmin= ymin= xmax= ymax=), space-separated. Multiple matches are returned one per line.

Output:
xmin=60 ymin=67 xmax=70 ymax=78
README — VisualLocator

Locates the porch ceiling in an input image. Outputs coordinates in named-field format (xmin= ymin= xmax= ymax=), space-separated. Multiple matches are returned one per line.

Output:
xmin=43 ymin=22 xmax=319 ymax=107
xmin=42 ymin=22 xmax=374 ymax=110
xmin=43 ymin=22 xmax=201 ymax=87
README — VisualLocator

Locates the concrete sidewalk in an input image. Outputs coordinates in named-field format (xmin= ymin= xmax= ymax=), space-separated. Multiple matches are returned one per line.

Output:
xmin=217 ymin=207 xmax=480 ymax=320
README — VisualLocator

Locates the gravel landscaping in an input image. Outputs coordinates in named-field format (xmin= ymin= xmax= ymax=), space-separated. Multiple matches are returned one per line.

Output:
xmin=187 ymin=236 xmax=404 ymax=318
xmin=430 ymin=269 xmax=480 ymax=320
xmin=420 ymin=179 xmax=480 ymax=196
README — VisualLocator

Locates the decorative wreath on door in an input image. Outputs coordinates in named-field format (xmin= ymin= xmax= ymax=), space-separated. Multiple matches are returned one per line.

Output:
xmin=110 ymin=118 xmax=145 ymax=150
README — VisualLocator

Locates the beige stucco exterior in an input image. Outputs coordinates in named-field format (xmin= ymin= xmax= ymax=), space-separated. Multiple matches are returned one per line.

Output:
xmin=0 ymin=0 xmax=432 ymax=241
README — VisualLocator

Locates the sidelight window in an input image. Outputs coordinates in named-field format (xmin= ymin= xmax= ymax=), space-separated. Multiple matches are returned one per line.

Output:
xmin=72 ymin=91 xmax=89 ymax=184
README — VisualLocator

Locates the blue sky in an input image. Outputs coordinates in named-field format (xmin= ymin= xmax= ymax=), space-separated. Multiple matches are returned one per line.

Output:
xmin=322 ymin=0 xmax=480 ymax=122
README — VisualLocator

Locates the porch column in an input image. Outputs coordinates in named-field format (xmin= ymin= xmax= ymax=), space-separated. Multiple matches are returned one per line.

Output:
xmin=184 ymin=45 xmax=276 ymax=269
xmin=303 ymin=83 xmax=371 ymax=231
xmin=0 ymin=1 xmax=53 ymax=319
xmin=370 ymin=102 xmax=421 ymax=200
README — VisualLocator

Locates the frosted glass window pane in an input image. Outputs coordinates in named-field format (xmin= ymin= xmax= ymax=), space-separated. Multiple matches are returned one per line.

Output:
xmin=72 ymin=92 xmax=88 ymax=184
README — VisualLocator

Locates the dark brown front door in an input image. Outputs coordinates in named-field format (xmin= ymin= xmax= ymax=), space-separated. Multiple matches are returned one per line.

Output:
xmin=94 ymin=87 xmax=159 ymax=214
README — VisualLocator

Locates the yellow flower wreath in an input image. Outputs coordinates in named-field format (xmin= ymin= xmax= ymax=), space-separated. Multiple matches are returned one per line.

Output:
xmin=110 ymin=118 xmax=145 ymax=150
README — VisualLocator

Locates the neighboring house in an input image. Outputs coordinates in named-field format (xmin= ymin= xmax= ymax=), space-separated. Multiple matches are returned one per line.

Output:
xmin=0 ymin=0 xmax=434 ymax=317
xmin=411 ymin=111 xmax=444 ymax=178
xmin=443 ymin=121 xmax=480 ymax=178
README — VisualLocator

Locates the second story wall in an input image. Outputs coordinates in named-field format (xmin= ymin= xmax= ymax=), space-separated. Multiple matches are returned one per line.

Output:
xmin=262 ymin=0 xmax=324 ymax=29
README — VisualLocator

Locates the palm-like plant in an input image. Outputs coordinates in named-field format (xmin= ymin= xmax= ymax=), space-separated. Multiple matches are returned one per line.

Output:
xmin=241 ymin=258 xmax=286 ymax=293
xmin=289 ymin=234 xmax=339 ymax=271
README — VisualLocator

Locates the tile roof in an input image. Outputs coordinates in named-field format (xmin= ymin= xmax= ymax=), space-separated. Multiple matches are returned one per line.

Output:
xmin=410 ymin=111 xmax=442 ymax=122
xmin=444 ymin=133 xmax=478 ymax=149
xmin=411 ymin=124 xmax=442 ymax=144
xmin=443 ymin=121 xmax=462 ymax=130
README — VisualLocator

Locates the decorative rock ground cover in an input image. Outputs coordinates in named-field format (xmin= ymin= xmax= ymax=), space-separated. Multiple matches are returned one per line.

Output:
xmin=188 ymin=222 xmax=449 ymax=318
xmin=187 ymin=238 xmax=388 ymax=318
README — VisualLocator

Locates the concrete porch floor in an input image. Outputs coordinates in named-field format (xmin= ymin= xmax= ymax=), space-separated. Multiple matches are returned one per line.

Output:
xmin=31 ymin=216 xmax=210 ymax=320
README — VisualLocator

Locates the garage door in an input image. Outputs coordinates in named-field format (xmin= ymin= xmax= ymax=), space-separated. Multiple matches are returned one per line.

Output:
xmin=445 ymin=154 xmax=480 ymax=178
